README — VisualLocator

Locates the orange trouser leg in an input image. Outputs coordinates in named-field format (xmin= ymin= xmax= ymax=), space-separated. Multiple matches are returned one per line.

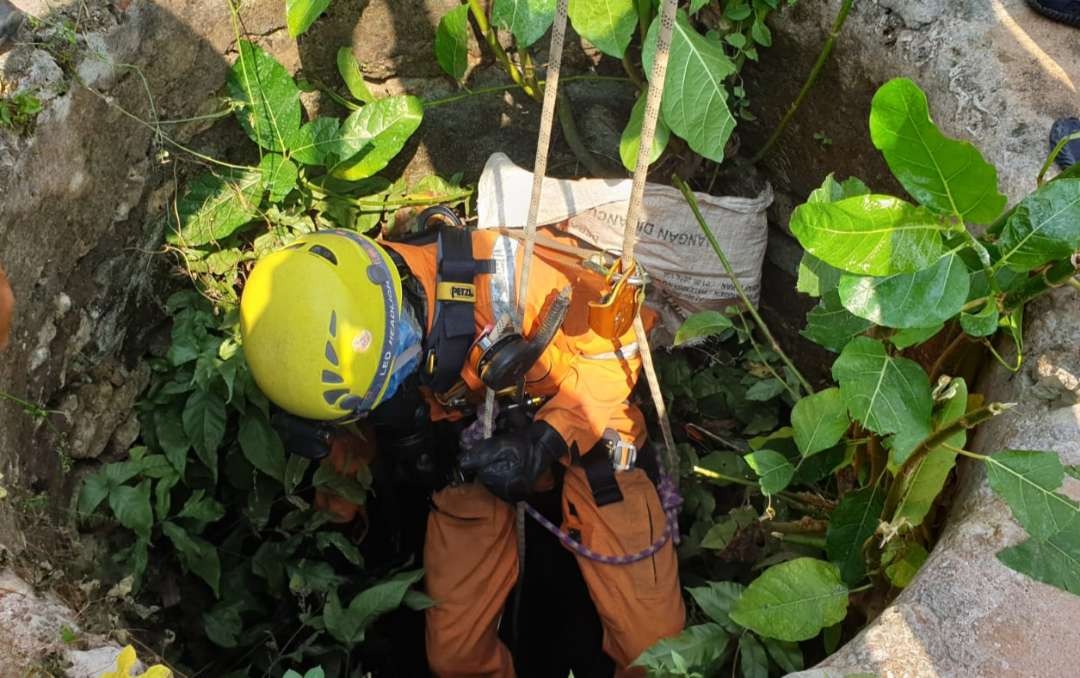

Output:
xmin=561 ymin=466 xmax=686 ymax=677
xmin=425 ymin=483 xmax=518 ymax=678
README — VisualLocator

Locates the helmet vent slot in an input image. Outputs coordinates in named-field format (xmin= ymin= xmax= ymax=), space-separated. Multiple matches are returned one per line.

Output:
xmin=309 ymin=245 xmax=338 ymax=265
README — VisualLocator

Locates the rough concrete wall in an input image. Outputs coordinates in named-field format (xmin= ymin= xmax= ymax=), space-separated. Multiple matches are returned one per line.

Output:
xmin=0 ymin=0 xmax=632 ymax=553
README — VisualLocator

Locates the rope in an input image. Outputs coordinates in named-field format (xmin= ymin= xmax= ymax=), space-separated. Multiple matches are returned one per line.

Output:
xmin=515 ymin=0 xmax=570 ymax=333
xmin=622 ymin=0 xmax=682 ymax=488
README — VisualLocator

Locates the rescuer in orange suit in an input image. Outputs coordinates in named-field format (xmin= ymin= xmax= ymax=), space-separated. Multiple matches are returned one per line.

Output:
xmin=239 ymin=209 xmax=685 ymax=676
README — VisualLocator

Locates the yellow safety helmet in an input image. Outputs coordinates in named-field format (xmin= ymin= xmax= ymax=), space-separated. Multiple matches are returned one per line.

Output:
xmin=240 ymin=230 xmax=404 ymax=421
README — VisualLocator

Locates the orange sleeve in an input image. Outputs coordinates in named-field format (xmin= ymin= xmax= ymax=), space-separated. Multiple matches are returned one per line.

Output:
xmin=0 ymin=265 xmax=13 ymax=351
xmin=534 ymin=347 xmax=646 ymax=456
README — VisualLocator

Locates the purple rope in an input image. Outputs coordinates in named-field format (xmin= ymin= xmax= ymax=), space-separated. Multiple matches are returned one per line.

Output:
xmin=523 ymin=473 xmax=682 ymax=565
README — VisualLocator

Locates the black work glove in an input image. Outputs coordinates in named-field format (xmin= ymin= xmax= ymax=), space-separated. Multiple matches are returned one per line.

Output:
xmin=458 ymin=421 xmax=567 ymax=503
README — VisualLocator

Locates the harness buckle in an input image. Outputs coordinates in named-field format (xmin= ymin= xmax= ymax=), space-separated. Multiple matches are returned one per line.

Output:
xmin=587 ymin=258 xmax=646 ymax=339
xmin=607 ymin=437 xmax=637 ymax=472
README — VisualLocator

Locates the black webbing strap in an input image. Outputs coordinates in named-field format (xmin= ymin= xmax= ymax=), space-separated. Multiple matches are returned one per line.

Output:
xmin=421 ymin=227 xmax=495 ymax=393
xmin=577 ymin=440 xmax=624 ymax=507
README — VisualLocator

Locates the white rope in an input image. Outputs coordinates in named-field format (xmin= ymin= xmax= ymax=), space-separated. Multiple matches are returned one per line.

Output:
xmin=623 ymin=0 xmax=682 ymax=484
xmin=514 ymin=0 xmax=570 ymax=333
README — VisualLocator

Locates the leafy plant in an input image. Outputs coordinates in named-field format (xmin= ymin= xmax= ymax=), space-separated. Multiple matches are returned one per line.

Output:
xmin=642 ymin=77 xmax=1080 ymax=676
xmin=0 ymin=90 xmax=43 ymax=132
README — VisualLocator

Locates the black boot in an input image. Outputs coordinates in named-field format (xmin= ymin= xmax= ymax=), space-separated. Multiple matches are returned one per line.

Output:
xmin=1050 ymin=117 xmax=1080 ymax=170
xmin=1026 ymin=0 xmax=1080 ymax=26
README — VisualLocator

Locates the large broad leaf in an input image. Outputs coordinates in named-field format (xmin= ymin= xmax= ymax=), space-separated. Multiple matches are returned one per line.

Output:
xmin=108 ymin=480 xmax=153 ymax=540
xmin=324 ymin=568 xmax=426 ymax=646
xmin=238 ymin=415 xmax=286 ymax=483
xmin=994 ymin=179 xmax=1080 ymax=272
xmin=337 ymin=48 xmax=376 ymax=104
xmin=790 ymin=195 xmax=955 ymax=276
xmin=891 ymin=378 xmax=968 ymax=527
xmin=228 ymin=41 xmax=302 ymax=152
xmin=997 ymin=530 xmax=1080 ymax=595
xmin=631 ymin=623 xmax=730 ymax=674
xmin=162 ymin=521 xmax=221 ymax=596
xmin=154 ymin=406 xmax=190 ymax=475
xmin=620 ymin=94 xmax=671 ymax=173
xmin=959 ymin=299 xmax=999 ymax=337
xmin=288 ymin=117 xmax=343 ymax=167
xmin=807 ymin=173 xmax=871 ymax=205
xmin=802 ymin=291 xmax=872 ymax=353
xmin=569 ymin=0 xmax=636 ymax=58
xmin=762 ymin=637 xmax=804 ymax=673
xmin=331 ymin=95 xmax=424 ymax=180
xmin=643 ymin=10 xmax=736 ymax=163
xmin=796 ymin=253 xmax=843 ymax=298
xmin=831 ymin=338 xmax=932 ymax=458
xmin=826 ymin=485 xmax=885 ymax=586
xmin=182 ymin=388 xmax=227 ymax=478
xmin=435 ymin=4 xmax=471 ymax=81
xmin=791 ymin=387 xmax=850 ymax=457
xmin=838 ymin=252 xmax=971 ymax=329
xmin=730 ymin=558 xmax=849 ymax=642
xmin=673 ymin=310 xmax=733 ymax=346
xmin=739 ymin=634 xmax=769 ymax=678
xmin=687 ymin=581 xmax=745 ymax=632
xmin=744 ymin=449 xmax=795 ymax=495
xmin=258 ymin=153 xmax=298 ymax=203
xmin=985 ymin=450 xmax=1079 ymax=540
xmin=286 ymin=0 xmax=331 ymax=38
xmin=891 ymin=323 xmax=944 ymax=349
xmin=869 ymin=78 xmax=1006 ymax=224
xmin=168 ymin=170 xmax=262 ymax=246
xmin=491 ymin=0 xmax=557 ymax=47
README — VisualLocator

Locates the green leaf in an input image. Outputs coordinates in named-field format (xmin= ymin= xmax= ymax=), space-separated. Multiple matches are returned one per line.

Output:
xmin=739 ymin=634 xmax=769 ymax=678
xmin=807 ymin=173 xmax=871 ymax=205
xmin=730 ymin=558 xmax=849 ymax=642
xmin=325 ymin=568 xmax=426 ymax=646
xmin=960 ymin=299 xmax=999 ymax=337
xmin=78 ymin=470 xmax=112 ymax=516
xmin=802 ymin=290 xmax=872 ymax=353
xmin=331 ymin=95 xmax=424 ymax=180
xmin=869 ymin=78 xmax=1006 ymax=223
xmin=725 ymin=0 xmax=752 ymax=20
xmin=891 ymin=323 xmax=944 ymax=349
xmin=316 ymin=531 xmax=363 ymax=565
xmin=162 ymin=521 xmax=221 ymax=596
xmin=882 ymin=540 xmax=928 ymax=589
xmin=838 ymin=252 xmax=971 ymax=329
xmin=154 ymin=472 xmax=178 ymax=521
xmin=620 ymin=94 xmax=671 ymax=173
xmin=831 ymin=337 xmax=932 ymax=458
xmin=673 ymin=310 xmax=733 ymax=346
xmin=745 ymin=379 xmax=786 ymax=402
xmin=491 ymin=0 xmax=557 ymax=47
xmin=258 ymin=154 xmax=298 ymax=202
xmin=203 ymin=602 xmax=242 ymax=648
xmin=643 ymin=10 xmax=737 ymax=163
xmin=435 ymin=5 xmax=471 ymax=80
xmin=238 ymin=415 xmax=286 ymax=482
xmin=313 ymin=464 xmax=369 ymax=505
xmin=154 ymin=407 xmax=189 ymax=475
xmin=789 ymin=195 xmax=955 ymax=276
xmin=750 ymin=20 xmax=772 ymax=46
xmin=182 ymin=388 xmax=227 ymax=478
xmin=228 ymin=41 xmax=302 ymax=152
xmin=686 ymin=581 xmax=745 ymax=632
xmin=285 ymin=454 xmax=310 ymax=495
xmin=631 ymin=623 xmax=730 ymax=674
xmin=762 ymin=637 xmax=804 ymax=673
xmin=997 ymin=530 xmax=1080 ymax=595
xmin=744 ymin=449 xmax=795 ymax=495
xmin=994 ymin=179 xmax=1080 ymax=272
xmin=336 ymin=47 xmax=376 ymax=103
xmin=796 ymin=253 xmax=843 ymax=297
xmin=791 ymin=387 xmax=850 ymax=457
xmin=825 ymin=485 xmax=885 ymax=586
xmin=177 ymin=489 xmax=226 ymax=528
xmin=286 ymin=0 xmax=331 ymax=37
xmin=108 ymin=480 xmax=153 ymax=540
xmin=288 ymin=559 xmax=342 ymax=593
xmin=569 ymin=0 xmax=636 ymax=58
xmin=168 ymin=170 xmax=262 ymax=246
xmin=689 ymin=0 xmax=710 ymax=13
xmin=289 ymin=117 xmax=343 ymax=166
xmin=985 ymin=450 xmax=1079 ymax=540
xmin=891 ymin=378 xmax=967 ymax=528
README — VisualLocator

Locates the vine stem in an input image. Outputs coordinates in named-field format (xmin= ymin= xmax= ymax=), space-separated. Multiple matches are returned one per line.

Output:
xmin=1037 ymin=130 xmax=1080 ymax=185
xmin=883 ymin=402 xmax=1014 ymax=518
xmin=674 ymin=175 xmax=815 ymax=395
xmin=693 ymin=466 xmax=819 ymax=507
xmin=749 ymin=0 xmax=855 ymax=165
xmin=466 ymin=0 xmax=532 ymax=96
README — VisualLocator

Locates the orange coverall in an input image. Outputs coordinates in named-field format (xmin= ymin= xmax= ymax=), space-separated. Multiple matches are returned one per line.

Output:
xmin=323 ymin=228 xmax=685 ymax=676
xmin=0 ymin=265 xmax=13 ymax=351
